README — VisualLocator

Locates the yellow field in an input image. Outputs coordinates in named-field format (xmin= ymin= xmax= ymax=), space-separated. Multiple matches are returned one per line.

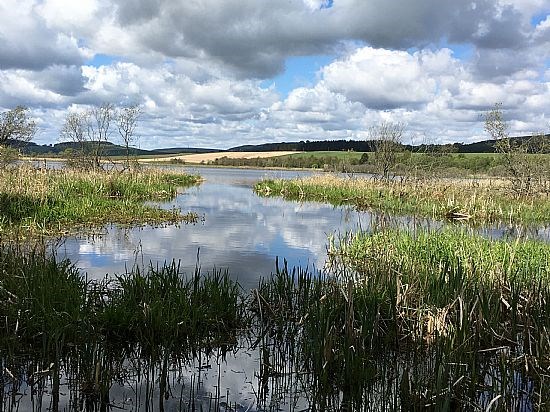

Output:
xmin=138 ymin=151 xmax=299 ymax=164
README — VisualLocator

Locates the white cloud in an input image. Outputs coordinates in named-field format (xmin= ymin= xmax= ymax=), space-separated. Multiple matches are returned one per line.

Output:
xmin=320 ymin=48 xmax=457 ymax=109
xmin=0 ymin=0 xmax=549 ymax=148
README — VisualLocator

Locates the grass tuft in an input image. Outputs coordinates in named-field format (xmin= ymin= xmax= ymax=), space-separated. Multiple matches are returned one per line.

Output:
xmin=255 ymin=174 xmax=550 ymax=224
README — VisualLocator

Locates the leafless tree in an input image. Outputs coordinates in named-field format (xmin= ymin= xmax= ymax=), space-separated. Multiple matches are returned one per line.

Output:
xmin=369 ymin=121 xmax=405 ymax=180
xmin=60 ymin=111 xmax=93 ymax=169
xmin=484 ymin=103 xmax=549 ymax=196
xmin=60 ymin=103 xmax=115 ymax=170
xmin=0 ymin=106 xmax=36 ymax=145
xmin=117 ymin=104 xmax=142 ymax=169
xmin=89 ymin=103 xmax=115 ymax=169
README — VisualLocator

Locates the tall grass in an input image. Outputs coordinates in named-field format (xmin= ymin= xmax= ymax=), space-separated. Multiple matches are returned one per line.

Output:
xmin=0 ymin=245 xmax=244 ymax=411
xmin=251 ymin=230 xmax=550 ymax=410
xmin=2 ymin=231 xmax=550 ymax=409
xmin=0 ymin=165 xmax=200 ymax=236
xmin=101 ymin=262 xmax=242 ymax=359
xmin=255 ymin=174 xmax=550 ymax=224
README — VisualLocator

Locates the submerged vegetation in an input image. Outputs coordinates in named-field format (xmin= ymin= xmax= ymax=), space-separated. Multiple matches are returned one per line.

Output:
xmin=255 ymin=174 xmax=550 ymax=224
xmin=0 ymin=165 xmax=200 ymax=236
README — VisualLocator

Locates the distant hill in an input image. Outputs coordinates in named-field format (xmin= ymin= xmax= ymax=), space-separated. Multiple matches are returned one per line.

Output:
xmin=6 ymin=133 xmax=550 ymax=156
xmin=150 ymin=147 xmax=221 ymax=155
xmin=7 ymin=140 xmax=221 ymax=156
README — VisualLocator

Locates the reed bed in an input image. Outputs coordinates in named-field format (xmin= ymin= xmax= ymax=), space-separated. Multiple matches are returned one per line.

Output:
xmin=251 ymin=231 xmax=550 ymax=410
xmin=3 ymin=230 xmax=550 ymax=409
xmin=0 ymin=245 xmax=244 ymax=411
xmin=0 ymin=165 xmax=200 ymax=236
xmin=101 ymin=262 xmax=243 ymax=359
xmin=255 ymin=174 xmax=550 ymax=224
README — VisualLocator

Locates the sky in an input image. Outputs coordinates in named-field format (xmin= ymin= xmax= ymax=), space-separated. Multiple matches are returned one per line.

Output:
xmin=0 ymin=0 xmax=549 ymax=149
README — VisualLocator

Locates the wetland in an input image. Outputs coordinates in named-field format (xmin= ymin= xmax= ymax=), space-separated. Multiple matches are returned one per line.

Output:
xmin=1 ymin=164 xmax=550 ymax=411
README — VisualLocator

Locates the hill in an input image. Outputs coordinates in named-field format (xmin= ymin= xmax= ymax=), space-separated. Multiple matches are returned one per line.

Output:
xmin=8 ymin=140 xmax=220 ymax=157
xmin=6 ymin=133 xmax=550 ymax=157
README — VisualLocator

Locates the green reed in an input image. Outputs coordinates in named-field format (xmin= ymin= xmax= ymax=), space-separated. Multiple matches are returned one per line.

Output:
xmin=255 ymin=175 xmax=550 ymax=225
xmin=0 ymin=165 xmax=201 ymax=236
xmin=252 ymin=230 xmax=550 ymax=410
xmin=0 ymin=245 xmax=244 ymax=411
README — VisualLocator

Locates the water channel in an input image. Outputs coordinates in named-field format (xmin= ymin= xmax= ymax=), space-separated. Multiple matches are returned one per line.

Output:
xmin=56 ymin=166 xmax=549 ymax=289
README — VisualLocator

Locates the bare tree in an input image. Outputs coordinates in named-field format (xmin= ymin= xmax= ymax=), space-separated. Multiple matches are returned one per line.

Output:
xmin=117 ymin=104 xmax=142 ymax=169
xmin=484 ymin=103 xmax=549 ymax=196
xmin=60 ymin=103 xmax=115 ymax=170
xmin=369 ymin=121 xmax=405 ymax=180
xmin=89 ymin=103 xmax=114 ymax=169
xmin=0 ymin=106 xmax=36 ymax=145
xmin=60 ymin=111 xmax=94 ymax=169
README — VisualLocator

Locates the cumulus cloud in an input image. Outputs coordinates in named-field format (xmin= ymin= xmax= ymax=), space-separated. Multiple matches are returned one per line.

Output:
xmin=0 ymin=0 xmax=88 ymax=70
xmin=320 ymin=48 xmax=453 ymax=109
xmin=0 ymin=0 xmax=549 ymax=148
xmin=94 ymin=0 xmax=541 ymax=79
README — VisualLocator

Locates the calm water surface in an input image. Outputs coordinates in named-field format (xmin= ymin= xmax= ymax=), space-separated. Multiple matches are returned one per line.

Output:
xmin=56 ymin=166 xmax=549 ymax=288
xmin=57 ymin=167 xmax=370 ymax=288
xmin=6 ymin=165 xmax=547 ymax=411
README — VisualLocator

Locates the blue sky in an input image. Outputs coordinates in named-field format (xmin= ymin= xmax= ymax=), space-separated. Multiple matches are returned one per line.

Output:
xmin=261 ymin=55 xmax=335 ymax=98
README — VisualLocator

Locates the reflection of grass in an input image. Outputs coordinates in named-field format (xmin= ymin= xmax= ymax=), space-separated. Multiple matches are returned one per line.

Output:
xmin=2 ymin=231 xmax=550 ymax=409
xmin=0 ymin=166 xmax=201 ymax=236
xmin=0 ymin=245 xmax=244 ymax=410
xmin=255 ymin=174 xmax=550 ymax=224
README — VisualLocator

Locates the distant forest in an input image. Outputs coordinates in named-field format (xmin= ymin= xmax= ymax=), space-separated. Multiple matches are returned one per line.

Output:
xmin=9 ymin=140 xmax=218 ymax=156
xmin=9 ymin=133 xmax=550 ymax=156
xmin=230 ymin=134 xmax=550 ymax=154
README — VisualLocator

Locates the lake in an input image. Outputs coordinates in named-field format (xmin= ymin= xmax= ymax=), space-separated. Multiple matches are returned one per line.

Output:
xmin=57 ymin=166 xmax=549 ymax=289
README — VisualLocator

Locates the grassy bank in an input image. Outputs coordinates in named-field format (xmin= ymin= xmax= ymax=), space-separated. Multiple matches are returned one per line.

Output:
xmin=208 ymin=151 xmax=550 ymax=176
xmin=255 ymin=174 xmax=550 ymax=224
xmin=0 ymin=165 xmax=201 ymax=236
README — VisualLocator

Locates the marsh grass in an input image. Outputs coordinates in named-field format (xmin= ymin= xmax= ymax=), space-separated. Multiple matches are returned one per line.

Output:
xmin=0 ymin=165 xmax=200 ymax=236
xmin=101 ymin=262 xmax=243 ymax=359
xmin=0 ymin=245 xmax=244 ymax=411
xmin=251 ymin=231 xmax=550 ymax=410
xmin=255 ymin=174 xmax=550 ymax=224
xmin=2 ymin=229 xmax=550 ymax=410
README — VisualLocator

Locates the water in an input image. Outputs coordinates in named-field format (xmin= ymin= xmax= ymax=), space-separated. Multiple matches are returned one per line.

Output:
xmin=56 ymin=167 xmax=370 ymax=288
xmin=55 ymin=166 xmax=549 ymax=289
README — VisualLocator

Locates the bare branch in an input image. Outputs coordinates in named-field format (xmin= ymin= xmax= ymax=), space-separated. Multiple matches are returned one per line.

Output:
xmin=369 ymin=121 xmax=405 ymax=180
xmin=117 ymin=104 xmax=142 ymax=168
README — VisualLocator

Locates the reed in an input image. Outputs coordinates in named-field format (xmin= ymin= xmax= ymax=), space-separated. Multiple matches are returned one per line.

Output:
xmin=3 ymin=230 xmax=550 ymax=409
xmin=100 ymin=262 xmax=243 ymax=359
xmin=0 ymin=165 xmax=201 ymax=236
xmin=255 ymin=174 xmax=550 ymax=224
xmin=0 ymin=246 xmax=244 ymax=411
xmin=252 ymin=230 xmax=550 ymax=409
